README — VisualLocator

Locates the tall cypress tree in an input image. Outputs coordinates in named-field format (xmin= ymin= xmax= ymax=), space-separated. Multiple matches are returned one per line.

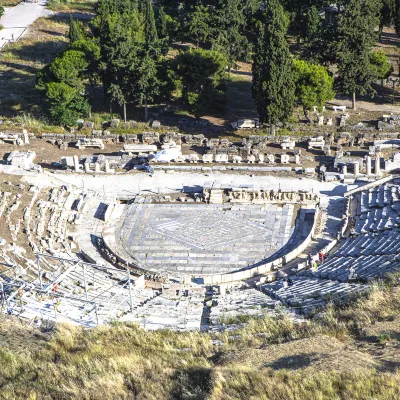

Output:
xmin=68 ymin=15 xmax=86 ymax=43
xmin=336 ymin=0 xmax=380 ymax=110
xmin=141 ymin=0 xmax=158 ymax=46
xmin=252 ymin=0 xmax=295 ymax=132
xmin=137 ymin=0 xmax=160 ymax=121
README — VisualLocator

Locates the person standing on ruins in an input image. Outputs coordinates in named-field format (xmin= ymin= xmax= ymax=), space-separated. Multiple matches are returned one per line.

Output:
xmin=307 ymin=252 xmax=312 ymax=266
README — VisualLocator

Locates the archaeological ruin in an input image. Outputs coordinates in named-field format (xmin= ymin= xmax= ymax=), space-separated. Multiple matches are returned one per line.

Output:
xmin=1 ymin=116 xmax=400 ymax=332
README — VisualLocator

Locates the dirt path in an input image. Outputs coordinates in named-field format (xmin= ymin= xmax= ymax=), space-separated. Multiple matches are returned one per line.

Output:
xmin=327 ymin=98 xmax=400 ymax=114
xmin=0 ymin=0 xmax=52 ymax=49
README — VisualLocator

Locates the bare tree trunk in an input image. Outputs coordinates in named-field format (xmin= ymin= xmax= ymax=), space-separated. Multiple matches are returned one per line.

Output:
xmin=144 ymin=99 xmax=148 ymax=122
xmin=270 ymin=124 xmax=275 ymax=136
xmin=379 ymin=23 xmax=383 ymax=41
xmin=123 ymin=102 xmax=127 ymax=123
xmin=110 ymin=102 xmax=113 ymax=120
xmin=352 ymin=92 xmax=356 ymax=110
xmin=304 ymin=107 xmax=314 ymax=124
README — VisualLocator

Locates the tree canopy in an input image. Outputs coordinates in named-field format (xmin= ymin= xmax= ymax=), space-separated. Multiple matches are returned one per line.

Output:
xmin=293 ymin=59 xmax=335 ymax=118
xmin=34 ymin=0 xmax=398 ymax=127
xmin=173 ymin=48 xmax=228 ymax=117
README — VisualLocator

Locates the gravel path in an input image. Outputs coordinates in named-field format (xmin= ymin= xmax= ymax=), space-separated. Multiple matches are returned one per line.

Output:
xmin=0 ymin=1 xmax=52 ymax=49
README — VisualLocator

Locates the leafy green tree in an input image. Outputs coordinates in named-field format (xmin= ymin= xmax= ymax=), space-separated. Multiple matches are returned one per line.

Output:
xmin=336 ymin=0 xmax=380 ymax=110
xmin=173 ymin=48 xmax=228 ymax=117
xmin=36 ymin=49 xmax=91 ymax=126
xmin=370 ymin=50 xmax=393 ymax=94
xmin=96 ymin=0 xmax=138 ymax=17
xmin=96 ymin=11 xmax=144 ymax=120
xmin=293 ymin=59 xmax=335 ymax=121
xmin=71 ymin=38 xmax=102 ymax=87
xmin=130 ymin=53 xmax=160 ymax=121
xmin=46 ymin=82 xmax=90 ymax=126
xmin=96 ymin=1 xmax=164 ymax=121
xmin=156 ymin=7 xmax=180 ymax=42
xmin=138 ymin=0 xmax=163 ymax=120
xmin=0 ymin=6 xmax=4 ymax=18
xmin=49 ymin=50 xmax=89 ymax=86
xmin=157 ymin=6 xmax=168 ymax=39
xmin=252 ymin=0 xmax=295 ymax=132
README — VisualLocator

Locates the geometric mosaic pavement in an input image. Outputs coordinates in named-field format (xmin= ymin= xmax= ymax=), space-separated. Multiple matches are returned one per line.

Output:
xmin=117 ymin=203 xmax=296 ymax=274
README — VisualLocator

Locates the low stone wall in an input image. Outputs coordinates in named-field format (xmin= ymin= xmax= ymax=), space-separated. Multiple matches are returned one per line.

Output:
xmin=152 ymin=165 xmax=294 ymax=172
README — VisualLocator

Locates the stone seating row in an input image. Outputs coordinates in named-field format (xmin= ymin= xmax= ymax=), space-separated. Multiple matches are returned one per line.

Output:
xmin=356 ymin=185 xmax=400 ymax=215
xmin=337 ymin=229 xmax=400 ymax=256
xmin=354 ymin=203 xmax=400 ymax=234
xmin=312 ymin=253 xmax=400 ymax=282
xmin=209 ymin=288 xmax=278 ymax=325
xmin=261 ymin=276 xmax=368 ymax=315
xmin=121 ymin=292 xmax=205 ymax=331
xmin=3 ymin=258 xmax=156 ymax=326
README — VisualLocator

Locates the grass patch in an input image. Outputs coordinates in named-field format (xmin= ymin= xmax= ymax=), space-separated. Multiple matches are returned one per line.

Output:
xmin=0 ymin=17 xmax=69 ymax=125
xmin=47 ymin=0 xmax=97 ymax=12
xmin=0 ymin=0 xmax=20 ymax=6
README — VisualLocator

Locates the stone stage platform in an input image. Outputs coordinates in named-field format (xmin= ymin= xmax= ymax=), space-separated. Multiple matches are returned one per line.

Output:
xmin=114 ymin=203 xmax=298 ymax=275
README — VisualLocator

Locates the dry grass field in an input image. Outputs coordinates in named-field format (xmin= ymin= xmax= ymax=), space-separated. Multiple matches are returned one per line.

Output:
xmin=0 ymin=0 xmax=20 ymax=6
xmin=0 ymin=16 xmax=69 ymax=123
xmin=0 ymin=278 xmax=400 ymax=399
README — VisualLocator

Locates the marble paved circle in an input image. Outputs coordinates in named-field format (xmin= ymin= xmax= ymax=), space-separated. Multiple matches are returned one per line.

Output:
xmin=117 ymin=203 xmax=296 ymax=274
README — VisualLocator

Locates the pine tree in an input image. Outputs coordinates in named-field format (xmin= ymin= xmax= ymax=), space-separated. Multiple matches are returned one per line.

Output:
xmin=184 ymin=5 xmax=211 ymax=47
xmin=211 ymin=0 xmax=249 ymax=71
xmin=252 ymin=0 xmax=295 ymax=132
xmin=303 ymin=6 xmax=323 ymax=62
xmin=336 ymin=0 xmax=380 ymax=110
xmin=293 ymin=59 xmax=335 ymax=119
xmin=284 ymin=0 xmax=324 ymax=47
xmin=173 ymin=48 xmax=228 ymax=117
xmin=97 ymin=11 xmax=144 ymax=121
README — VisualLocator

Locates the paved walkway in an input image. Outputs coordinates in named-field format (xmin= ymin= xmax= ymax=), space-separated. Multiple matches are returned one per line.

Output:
xmin=25 ymin=170 xmax=345 ymax=198
xmin=0 ymin=1 xmax=52 ymax=50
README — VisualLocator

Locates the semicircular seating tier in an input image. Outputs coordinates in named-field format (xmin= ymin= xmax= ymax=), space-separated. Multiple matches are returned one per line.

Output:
xmin=261 ymin=181 xmax=400 ymax=316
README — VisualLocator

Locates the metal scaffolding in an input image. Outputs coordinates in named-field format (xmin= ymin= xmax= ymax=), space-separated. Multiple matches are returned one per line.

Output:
xmin=0 ymin=253 xmax=138 ymax=327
